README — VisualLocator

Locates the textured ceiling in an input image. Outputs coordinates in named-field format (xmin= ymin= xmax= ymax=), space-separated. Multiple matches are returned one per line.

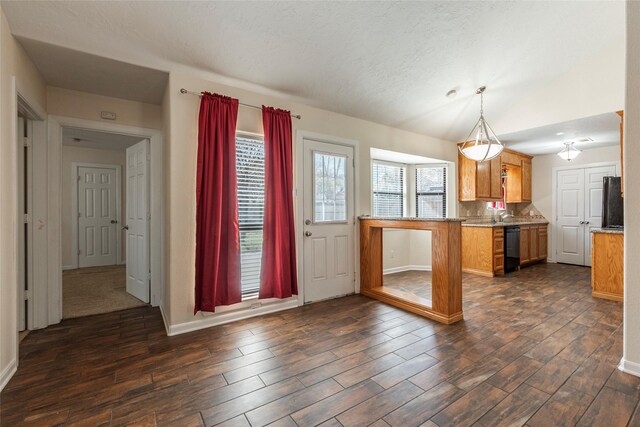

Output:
xmin=63 ymin=127 xmax=144 ymax=151
xmin=1 ymin=1 xmax=624 ymax=142
xmin=499 ymin=112 xmax=620 ymax=156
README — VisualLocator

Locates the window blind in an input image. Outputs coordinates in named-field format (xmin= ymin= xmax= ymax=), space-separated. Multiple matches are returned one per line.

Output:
xmin=372 ymin=161 xmax=405 ymax=217
xmin=416 ymin=166 xmax=447 ymax=218
xmin=236 ymin=136 xmax=265 ymax=295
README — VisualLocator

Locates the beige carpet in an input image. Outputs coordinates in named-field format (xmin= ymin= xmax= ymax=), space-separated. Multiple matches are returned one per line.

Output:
xmin=63 ymin=265 xmax=147 ymax=319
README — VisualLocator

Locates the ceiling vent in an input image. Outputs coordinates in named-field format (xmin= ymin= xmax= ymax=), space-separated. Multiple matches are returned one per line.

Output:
xmin=576 ymin=137 xmax=594 ymax=143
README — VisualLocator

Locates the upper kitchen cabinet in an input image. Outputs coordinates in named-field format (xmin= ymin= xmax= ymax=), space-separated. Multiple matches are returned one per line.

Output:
xmin=458 ymin=146 xmax=533 ymax=202
xmin=458 ymin=150 xmax=502 ymax=201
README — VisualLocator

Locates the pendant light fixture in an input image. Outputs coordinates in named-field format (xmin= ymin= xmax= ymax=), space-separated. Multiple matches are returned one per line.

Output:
xmin=459 ymin=86 xmax=504 ymax=162
xmin=557 ymin=141 xmax=581 ymax=161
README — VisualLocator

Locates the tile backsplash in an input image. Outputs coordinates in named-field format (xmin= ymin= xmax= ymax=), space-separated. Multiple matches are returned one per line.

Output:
xmin=458 ymin=201 xmax=546 ymax=221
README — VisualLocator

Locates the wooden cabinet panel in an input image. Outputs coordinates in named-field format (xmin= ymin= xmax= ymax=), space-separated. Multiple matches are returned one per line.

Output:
xmin=538 ymin=226 xmax=548 ymax=260
xmin=520 ymin=226 xmax=530 ymax=265
xmin=591 ymin=232 xmax=623 ymax=301
xmin=505 ymin=166 xmax=522 ymax=203
xmin=529 ymin=226 xmax=538 ymax=261
xmin=476 ymin=159 xmax=491 ymax=199
xmin=521 ymin=159 xmax=532 ymax=202
xmin=462 ymin=226 xmax=504 ymax=276
xmin=458 ymin=151 xmax=477 ymax=201
xmin=490 ymin=157 xmax=502 ymax=199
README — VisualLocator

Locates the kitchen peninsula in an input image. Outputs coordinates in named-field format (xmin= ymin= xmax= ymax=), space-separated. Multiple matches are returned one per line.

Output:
xmin=359 ymin=217 xmax=463 ymax=324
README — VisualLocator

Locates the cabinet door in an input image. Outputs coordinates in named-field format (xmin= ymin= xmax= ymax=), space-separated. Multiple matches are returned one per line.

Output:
xmin=520 ymin=227 xmax=530 ymax=264
xmin=490 ymin=157 xmax=502 ymax=199
xmin=476 ymin=160 xmax=491 ymax=199
xmin=538 ymin=226 xmax=548 ymax=260
xmin=530 ymin=226 xmax=538 ymax=261
xmin=521 ymin=159 xmax=532 ymax=202
xmin=458 ymin=151 xmax=476 ymax=201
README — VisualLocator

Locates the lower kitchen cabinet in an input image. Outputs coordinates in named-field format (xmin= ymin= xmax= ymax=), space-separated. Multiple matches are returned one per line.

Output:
xmin=591 ymin=231 xmax=623 ymax=301
xmin=520 ymin=225 xmax=548 ymax=266
xmin=461 ymin=227 xmax=504 ymax=277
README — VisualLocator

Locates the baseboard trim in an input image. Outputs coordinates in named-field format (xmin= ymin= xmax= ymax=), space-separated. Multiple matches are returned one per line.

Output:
xmin=62 ymin=265 xmax=74 ymax=271
xmin=0 ymin=359 xmax=17 ymax=392
xmin=166 ymin=299 xmax=299 ymax=336
xmin=383 ymin=265 xmax=432 ymax=275
xmin=618 ymin=358 xmax=640 ymax=378
xmin=159 ymin=303 xmax=170 ymax=336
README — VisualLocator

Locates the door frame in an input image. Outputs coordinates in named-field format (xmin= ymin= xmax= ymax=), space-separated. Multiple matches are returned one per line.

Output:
xmin=70 ymin=162 xmax=122 ymax=269
xmin=295 ymin=131 xmax=360 ymax=305
xmin=551 ymin=161 xmax=620 ymax=264
xmin=48 ymin=116 xmax=164 ymax=327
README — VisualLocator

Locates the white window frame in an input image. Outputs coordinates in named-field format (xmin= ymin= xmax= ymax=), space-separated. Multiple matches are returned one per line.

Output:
xmin=415 ymin=163 xmax=448 ymax=219
xmin=371 ymin=160 xmax=407 ymax=217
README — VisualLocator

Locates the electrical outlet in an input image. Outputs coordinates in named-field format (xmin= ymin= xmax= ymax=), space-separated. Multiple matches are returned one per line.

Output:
xmin=530 ymin=210 xmax=534 ymax=216
xmin=390 ymin=250 xmax=395 ymax=259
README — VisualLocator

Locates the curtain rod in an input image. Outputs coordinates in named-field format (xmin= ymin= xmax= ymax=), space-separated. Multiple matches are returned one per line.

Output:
xmin=179 ymin=88 xmax=301 ymax=120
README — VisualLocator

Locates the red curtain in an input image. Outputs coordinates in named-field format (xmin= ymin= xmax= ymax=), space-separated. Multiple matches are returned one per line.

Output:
xmin=195 ymin=93 xmax=241 ymax=313
xmin=259 ymin=106 xmax=298 ymax=299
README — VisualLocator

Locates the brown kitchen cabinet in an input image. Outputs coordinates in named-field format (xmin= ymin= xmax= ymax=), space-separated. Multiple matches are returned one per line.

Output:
xmin=591 ymin=230 xmax=623 ymax=302
xmin=520 ymin=224 xmax=548 ymax=266
xmin=461 ymin=226 xmax=505 ymax=277
xmin=458 ymin=146 xmax=533 ymax=202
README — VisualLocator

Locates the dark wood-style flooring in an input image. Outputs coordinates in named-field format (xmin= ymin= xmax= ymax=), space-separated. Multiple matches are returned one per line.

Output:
xmin=2 ymin=263 xmax=639 ymax=426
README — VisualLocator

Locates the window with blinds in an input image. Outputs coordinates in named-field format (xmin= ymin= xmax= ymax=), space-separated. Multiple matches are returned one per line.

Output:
xmin=236 ymin=136 xmax=265 ymax=296
xmin=416 ymin=166 xmax=447 ymax=218
xmin=372 ymin=161 xmax=405 ymax=217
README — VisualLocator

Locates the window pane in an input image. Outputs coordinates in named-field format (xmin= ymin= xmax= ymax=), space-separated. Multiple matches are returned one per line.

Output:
xmin=314 ymin=152 xmax=347 ymax=222
xmin=416 ymin=166 xmax=446 ymax=218
xmin=372 ymin=162 xmax=404 ymax=217
xmin=236 ymin=137 xmax=265 ymax=295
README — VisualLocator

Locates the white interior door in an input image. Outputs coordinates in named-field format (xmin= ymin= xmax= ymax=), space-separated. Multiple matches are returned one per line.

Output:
xmin=583 ymin=165 xmax=616 ymax=266
xmin=78 ymin=166 xmax=118 ymax=267
xmin=556 ymin=169 xmax=585 ymax=265
xmin=303 ymin=139 xmax=355 ymax=303
xmin=125 ymin=139 xmax=150 ymax=303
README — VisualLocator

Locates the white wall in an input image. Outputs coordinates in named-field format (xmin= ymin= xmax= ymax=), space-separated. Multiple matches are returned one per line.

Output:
xmin=61 ymin=146 xmax=127 ymax=268
xmin=47 ymin=86 xmax=163 ymax=130
xmin=621 ymin=1 xmax=640 ymax=377
xmin=532 ymin=144 xmax=620 ymax=261
xmin=0 ymin=6 xmax=47 ymax=389
xmin=382 ymin=229 xmax=433 ymax=274
xmin=165 ymin=71 xmax=458 ymax=328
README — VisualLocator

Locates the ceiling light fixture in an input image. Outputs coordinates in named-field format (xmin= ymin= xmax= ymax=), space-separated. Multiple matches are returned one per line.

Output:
xmin=458 ymin=86 xmax=504 ymax=162
xmin=557 ymin=141 xmax=581 ymax=161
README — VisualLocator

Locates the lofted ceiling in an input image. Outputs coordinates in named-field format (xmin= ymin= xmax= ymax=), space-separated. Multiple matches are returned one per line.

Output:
xmin=1 ymin=1 xmax=624 ymax=143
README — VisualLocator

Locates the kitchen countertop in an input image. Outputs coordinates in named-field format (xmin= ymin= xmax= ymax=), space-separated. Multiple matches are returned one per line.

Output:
xmin=461 ymin=221 xmax=549 ymax=228
xmin=358 ymin=216 xmax=465 ymax=222
xmin=591 ymin=227 xmax=624 ymax=235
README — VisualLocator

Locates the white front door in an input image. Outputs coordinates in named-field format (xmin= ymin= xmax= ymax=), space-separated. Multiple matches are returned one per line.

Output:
xmin=556 ymin=165 xmax=617 ymax=266
xmin=125 ymin=139 xmax=150 ymax=303
xmin=78 ymin=166 xmax=118 ymax=267
xmin=302 ymin=139 xmax=355 ymax=303
xmin=584 ymin=165 xmax=616 ymax=266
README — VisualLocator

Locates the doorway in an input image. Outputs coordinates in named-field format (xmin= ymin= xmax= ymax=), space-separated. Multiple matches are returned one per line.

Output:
xmin=62 ymin=128 xmax=150 ymax=318
xmin=556 ymin=164 xmax=617 ymax=265
xmin=302 ymin=138 xmax=356 ymax=303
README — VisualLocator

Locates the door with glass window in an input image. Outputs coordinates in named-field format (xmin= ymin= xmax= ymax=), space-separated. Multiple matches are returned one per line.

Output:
xmin=303 ymin=139 xmax=355 ymax=303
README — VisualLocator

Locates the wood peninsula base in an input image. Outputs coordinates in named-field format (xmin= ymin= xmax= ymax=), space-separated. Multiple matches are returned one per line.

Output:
xmin=591 ymin=230 xmax=624 ymax=302
xmin=359 ymin=217 xmax=463 ymax=324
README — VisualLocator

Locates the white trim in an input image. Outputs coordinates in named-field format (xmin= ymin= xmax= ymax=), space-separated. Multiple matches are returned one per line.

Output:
xmin=47 ymin=116 xmax=164 ymax=326
xmin=167 ymin=299 xmax=298 ymax=336
xmin=159 ymin=303 xmax=170 ymax=336
xmin=0 ymin=359 xmax=17 ymax=392
xmin=550 ymin=160 xmax=620 ymax=263
xmin=619 ymin=358 xmax=640 ymax=378
xmin=383 ymin=265 xmax=432 ymax=275
xmin=295 ymin=131 xmax=361 ymax=302
xmin=70 ymin=162 xmax=122 ymax=269
xmin=62 ymin=265 xmax=74 ymax=271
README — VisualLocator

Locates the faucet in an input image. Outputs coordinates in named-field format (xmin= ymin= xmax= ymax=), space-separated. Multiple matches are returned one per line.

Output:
xmin=500 ymin=212 xmax=514 ymax=222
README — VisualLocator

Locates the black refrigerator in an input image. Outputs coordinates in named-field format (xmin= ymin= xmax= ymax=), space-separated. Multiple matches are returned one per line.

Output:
xmin=602 ymin=176 xmax=624 ymax=229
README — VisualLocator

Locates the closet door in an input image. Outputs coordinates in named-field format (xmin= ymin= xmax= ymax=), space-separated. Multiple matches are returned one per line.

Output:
xmin=556 ymin=169 xmax=585 ymax=265
xmin=583 ymin=165 xmax=617 ymax=266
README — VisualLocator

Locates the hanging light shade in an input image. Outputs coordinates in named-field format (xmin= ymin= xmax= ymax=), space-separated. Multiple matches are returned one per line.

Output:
xmin=557 ymin=141 xmax=581 ymax=161
xmin=459 ymin=86 xmax=504 ymax=162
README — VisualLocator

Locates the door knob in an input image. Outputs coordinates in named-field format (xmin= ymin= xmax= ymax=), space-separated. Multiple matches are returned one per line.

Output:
xmin=305 ymin=231 xmax=312 ymax=237
xmin=122 ymin=225 xmax=129 ymax=231
xmin=110 ymin=220 xmax=118 ymax=224
xmin=305 ymin=219 xmax=312 ymax=225
xmin=585 ymin=221 xmax=590 ymax=225
xmin=579 ymin=221 xmax=585 ymax=224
